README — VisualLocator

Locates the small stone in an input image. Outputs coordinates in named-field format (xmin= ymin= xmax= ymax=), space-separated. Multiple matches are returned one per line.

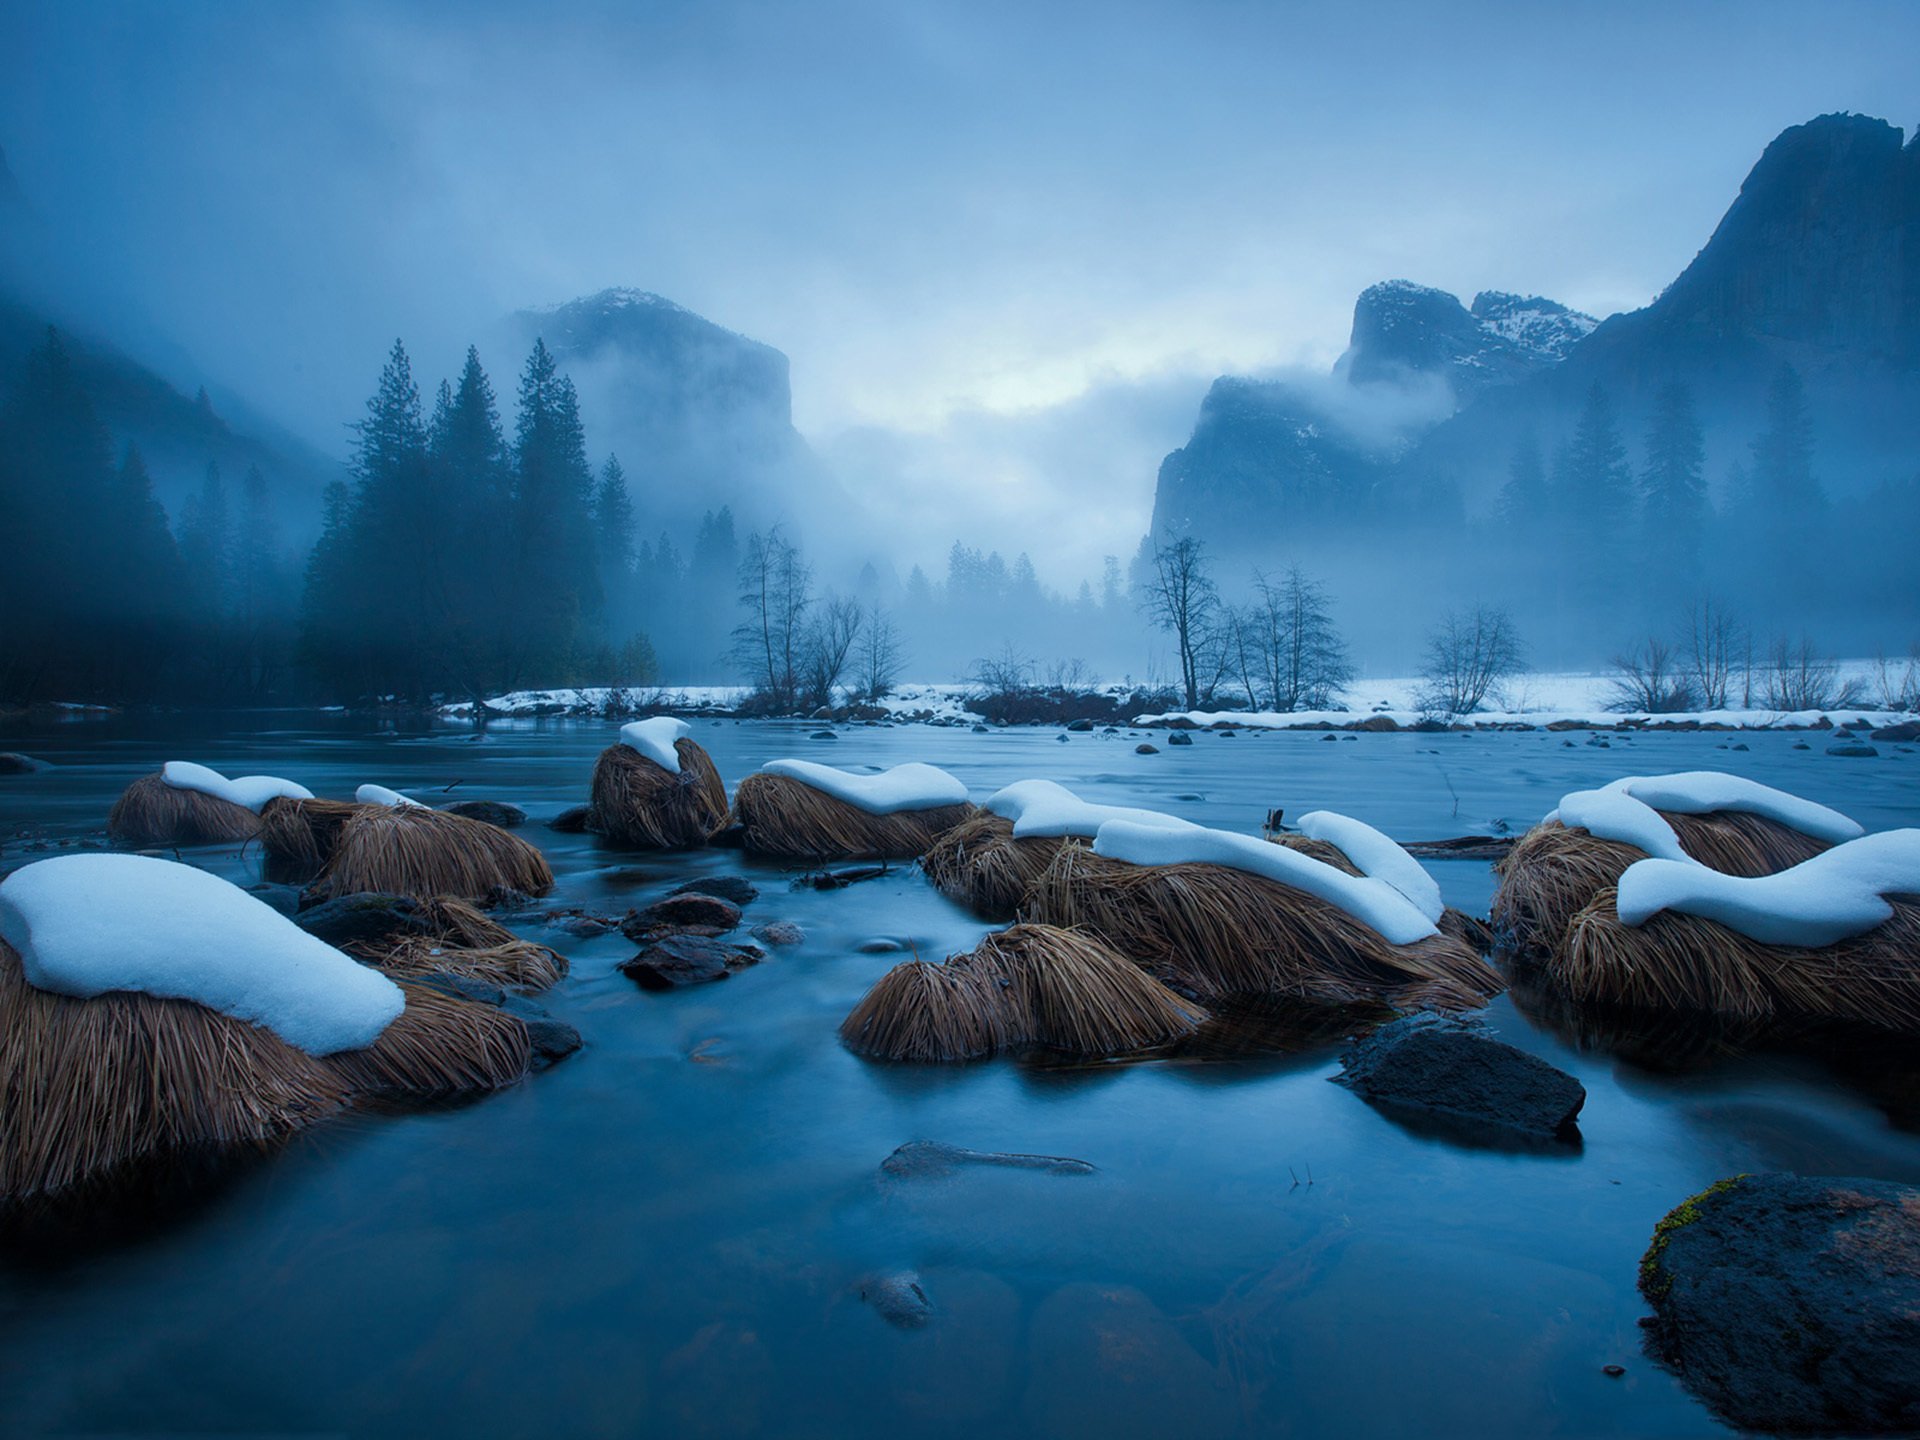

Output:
xmin=671 ymin=875 xmax=758 ymax=906
xmin=752 ymin=921 xmax=805 ymax=946
xmin=1135 ymin=743 xmax=1159 ymax=755
xmin=1602 ymin=1365 xmax=1626 ymax=1378
xmin=441 ymin=799 xmax=528 ymax=827
xmin=1065 ymin=718 xmax=1094 ymax=732
xmin=0 ymin=752 xmax=46 ymax=775
xmin=1827 ymin=742 xmax=1879 ymax=757
xmin=547 ymin=804 xmax=594 ymax=833
xmin=857 ymin=937 xmax=905 ymax=954
xmin=622 ymin=892 xmax=744 ymax=940
xmin=620 ymin=934 xmax=763 ymax=989
xmin=858 ymin=1269 xmax=933 ymax=1330
xmin=1166 ymin=731 xmax=1193 ymax=746
xmin=810 ymin=729 xmax=838 ymax=740
xmin=971 ymin=723 xmax=990 ymax=733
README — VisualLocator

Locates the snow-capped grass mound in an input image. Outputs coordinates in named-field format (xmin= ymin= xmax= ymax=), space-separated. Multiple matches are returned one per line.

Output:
xmin=0 ymin=854 xmax=404 ymax=1055
xmin=619 ymin=717 xmax=691 ymax=774
xmin=163 ymin=760 xmax=314 ymax=813
xmin=356 ymin=783 xmax=427 ymax=809
xmin=1092 ymin=819 xmax=1439 ymax=946
xmin=1552 ymin=773 xmax=1862 ymax=848
xmin=1296 ymin=811 xmax=1445 ymax=924
xmin=759 ymin=760 xmax=967 ymax=816
xmin=984 ymin=778 xmax=1196 ymax=838
xmin=1619 ymin=830 xmax=1920 ymax=947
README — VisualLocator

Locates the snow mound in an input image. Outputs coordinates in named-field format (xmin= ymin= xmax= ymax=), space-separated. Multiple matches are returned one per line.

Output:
xmin=1296 ymin=811 xmax=1445 ymax=923
xmin=1091 ymin=820 xmax=1439 ymax=946
xmin=1605 ymin=772 xmax=1862 ymax=843
xmin=0 ymin=853 xmax=404 ymax=1055
xmin=162 ymin=760 xmax=314 ymax=813
xmin=760 ymin=759 xmax=968 ymax=815
xmin=620 ymin=717 xmax=691 ymax=773
xmin=985 ymin=779 xmax=1197 ymax=839
xmin=1556 ymin=786 xmax=1691 ymax=860
xmin=355 ymin=784 xmax=427 ymax=809
xmin=1618 ymin=830 xmax=1920 ymax=947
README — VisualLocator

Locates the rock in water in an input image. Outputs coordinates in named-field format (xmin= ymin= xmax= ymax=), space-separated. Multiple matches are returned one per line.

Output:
xmin=622 ymin=892 xmax=743 ymax=939
xmin=858 ymin=1269 xmax=933 ymax=1329
xmin=294 ymin=892 xmax=430 ymax=949
xmin=621 ymin=934 xmax=763 ymax=989
xmin=1135 ymin=743 xmax=1159 ymax=754
xmin=547 ymin=804 xmax=594 ymax=833
xmin=1639 ymin=1173 xmax=1920 ymax=1434
xmin=441 ymin=799 xmax=527 ymax=827
xmin=0 ymin=752 xmax=46 ymax=775
xmin=879 ymin=1140 xmax=1095 ymax=1181
xmin=1826 ymin=742 xmax=1879 ymax=757
xmin=671 ymin=875 xmax=759 ymax=906
xmin=1334 ymin=1014 xmax=1585 ymax=1139
xmin=1166 ymin=731 xmax=1193 ymax=747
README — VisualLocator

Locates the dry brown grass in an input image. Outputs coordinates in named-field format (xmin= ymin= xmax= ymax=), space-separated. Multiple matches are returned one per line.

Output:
xmin=921 ymin=812 xmax=1069 ymax=918
xmin=841 ymin=923 xmax=1207 ymax=1061
xmin=261 ymin=801 xmax=554 ymax=905
xmin=0 ymin=937 xmax=347 ymax=1203
xmin=1025 ymin=842 xmax=1502 ymax=1012
xmin=107 ymin=772 xmax=262 ymax=848
xmin=588 ymin=738 xmax=729 ymax=850
xmin=345 ymin=897 xmax=568 ymax=992
xmin=730 ymin=772 xmax=976 ymax=861
xmin=1493 ymin=811 xmax=1834 ymax=957
xmin=323 ymin=980 xmax=532 ymax=1099
xmin=1553 ymin=886 xmax=1920 ymax=1032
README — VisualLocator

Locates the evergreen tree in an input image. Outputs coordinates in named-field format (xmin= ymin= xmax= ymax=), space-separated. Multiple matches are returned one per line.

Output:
xmin=593 ymin=454 xmax=637 ymax=616
xmin=431 ymin=345 xmax=514 ymax=694
xmin=1558 ymin=383 xmax=1634 ymax=602
xmin=179 ymin=461 xmax=234 ymax=616
xmin=1749 ymin=364 xmax=1825 ymax=604
xmin=1640 ymin=383 xmax=1707 ymax=583
xmin=1496 ymin=430 xmax=1548 ymax=538
xmin=509 ymin=338 xmax=602 ymax=683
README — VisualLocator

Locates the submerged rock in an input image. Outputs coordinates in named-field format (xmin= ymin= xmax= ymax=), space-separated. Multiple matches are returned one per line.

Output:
xmin=1166 ymin=731 xmax=1193 ymax=747
xmin=751 ymin=920 xmax=805 ymax=946
xmin=1021 ymin=1283 xmax=1236 ymax=1438
xmin=620 ymin=934 xmax=763 ymax=989
xmin=1640 ymin=1173 xmax=1920 ymax=1434
xmin=858 ymin=1269 xmax=934 ymax=1329
xmin=547 ymin=804 xmax=594 ymax=833
xmin=671 ymin=875 xmax=758 ymax=907
xmin=441 ymin=799 xmax=527 ymax=828
xmin=1135 ymin=743 xmax=1159 ymax=754
xmin=879 ymin=1140 xmax=1096 ymax=1181
xmin=1334 ymin=1014 xmax=1585 ymax=1140
xmin=293 ymin=891 xmax=429 ymax=948
xmin=1826 ymin=741 xmax=1879 ymax=757
xmin=0 ymin=752 xmax=46 ymax=775
xmin=1065 ymin=718 xmax=1094 ymax=732
xmin=622 ymin=892 xmax=743 ymax=939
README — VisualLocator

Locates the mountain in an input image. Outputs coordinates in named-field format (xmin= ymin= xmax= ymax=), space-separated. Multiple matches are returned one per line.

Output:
xmin=505 ymin=288 xmax=835 ymax=535
xmin=1150 ymin=112 xmax=1920 ymax=560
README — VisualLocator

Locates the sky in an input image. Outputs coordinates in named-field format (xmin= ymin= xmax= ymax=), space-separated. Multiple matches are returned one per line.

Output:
xmin=2 ymin=0 xmax=1916 ymax=584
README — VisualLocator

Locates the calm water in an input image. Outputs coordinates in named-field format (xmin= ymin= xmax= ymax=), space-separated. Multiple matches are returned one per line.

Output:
xmin=2 ymin=713 xmax=1918 ymax=1439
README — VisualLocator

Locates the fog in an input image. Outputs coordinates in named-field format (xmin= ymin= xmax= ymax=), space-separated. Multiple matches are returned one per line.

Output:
xmin=2 ymin=1 xmax=1916 ymax=699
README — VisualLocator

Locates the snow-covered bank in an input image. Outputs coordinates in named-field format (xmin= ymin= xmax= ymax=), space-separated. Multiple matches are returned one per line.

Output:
xmin=440 ymin=670 xmax=1918 ymax=733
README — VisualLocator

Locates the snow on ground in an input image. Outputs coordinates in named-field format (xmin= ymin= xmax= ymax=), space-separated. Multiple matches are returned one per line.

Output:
xmin=0 ymin=853 xmax=404 ymax=1054
xmin=163 ymin=760 xmax=314 ymax=812
xmin=984 ymin=778 xmax=1198 ymax=838
xmin=1296 ymin=811 xmax=1445 ymax=922
xmin=758 ymin=759 xmax=969 ymax=814
xmin=1552 ymin=772 xmax=1863 ymax=860
xmin=619 ymin=717 xmax=691 ymax=772
xmin=1618 ymin=829 xmax=1920 ymax=947
xmin=1092 ymin=818 xmax=1439 ymax=945
xmin=355 ymin=784 xmax=426 ymax=809
xmin=440 ymin=666 xmax=1913 ymax=731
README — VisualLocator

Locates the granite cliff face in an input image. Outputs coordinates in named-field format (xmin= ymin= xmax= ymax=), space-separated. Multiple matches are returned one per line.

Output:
xmin=1150 ymin=112 xmax=1920 ymax=557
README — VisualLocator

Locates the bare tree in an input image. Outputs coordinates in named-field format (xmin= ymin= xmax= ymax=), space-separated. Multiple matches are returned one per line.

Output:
xmin=1609 ymin=637 xmax=1695 ymax=713
xmin=855 ymin=601 xmax=905 ymax=700
xmin=1762 ymin=634 xmax=1864 ymax=711
xmin=1871 ymin=646 xmax=1920 ymax=712
xmin=1139 ymin=536 xmax=1219 ymax=710
xmin=969 ymin=642 xmax=1034 ymax=700
xmin=730 ymin=527 xmax=812 ymax=710
xmin=798 ymin=593 xmax=862 ymax=710
xmin=1417 ymin=605 xmax=1525 ymax=717
xmin=1245 ymin=565 xmax=1354 ymax=711
xmin=1683 ymin=597 xmax=1741 ymax=710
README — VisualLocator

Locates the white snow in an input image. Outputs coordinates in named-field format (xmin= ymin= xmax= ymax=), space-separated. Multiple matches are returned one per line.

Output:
xmin=1617 ymin=829 xmax=1920 ymax=948
xmin=161 ymin=760 xmax=314 ymax=813
xmin=759 ymin=759 xmax=969 ymax=815
xmin=619 ymin=717 xmax=692 ymax=773
xmin=355 ymin=784 xmax=427 ymax=809
xmin=1603 ymin=772 xmax=1862 ymax=843
xmin=0 ymin=853 xmax=403 ymax=1055
xmin=984 ymin=779 xmax=1197 ymax=839
xmin=1091 ymin=819 xmax=1440 ymax=946
xmin=1555 ymin=786 xmax=1691 ymax=860
xmin=1296 ymin=810 xmax=1445 ymax=923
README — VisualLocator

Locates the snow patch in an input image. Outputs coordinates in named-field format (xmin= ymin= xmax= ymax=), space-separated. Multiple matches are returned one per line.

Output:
xmin=620 ymin=717 xmax=692 ymax=773
xmin=759 ymin=759 xmax=968 ymax=815
xmin=984 ymin=779 xmax=1197 ymax=839
xmin=1555 ymin=786 xmax=1691 ymax=860
xmin=355 ymin=784 xmax=427 ymax=809
xmin=162 ymin=760 xmax=313 ymax=813
xmin=1605 ymin=772 xmax=1861 ymax=843
xmin=1091 ymin=820 xmax=1439 ymax=945
xmin=0 ymin=854 xmax=404 ymax=1055
xmin=1296 ymin=811 xmax=1444 ymax=923
xmin=1618 ymin=830 xmax=1920 ymax=947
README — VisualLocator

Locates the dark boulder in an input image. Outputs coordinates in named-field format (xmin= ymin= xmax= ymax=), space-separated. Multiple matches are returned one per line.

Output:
xmin=1166 ymin=731 xmax=1193 ymax=747
xmin=622 ymin=892 xmax=743 ymax=940
xmin=1065 ymin=718 xmax=1095 ymax=732
xmin=441 ymin=799 xmax=527 ymax=828
xmin=501 ymin=993 xmax=583 ymax=1069
xmin=1870 ymin=720 xmax=1920 ymax=742
xmin=0 ymin=752 xmax=45 ymax=775
xmin=547 ymin=804 xmax=594 ymax=833
xmin=671 ymin=875 xmax=758 ymax=906
xmin=858 ymin=1269 xmax=934 ymax=1330
xmin=1334 ymin=1014 xmax=1585 ymax=1140
xmin=1826 ymin=742 xmax=1879 ymax=757
xmin=294 ymin=892 xmax=429 ymax=949
xmin=1640 ymin=1173 xmax=1920 ymax=1434
xmin=879 ymin=1140 xmax=1095 ymax=1181
xmin=1135 ymin=743 xmax=1159 ymax=754
xmin=621 ymin=934 xmax=763 ymax=989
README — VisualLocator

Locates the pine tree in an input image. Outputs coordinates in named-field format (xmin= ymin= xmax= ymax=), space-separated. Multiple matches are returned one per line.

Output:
xmin=509 ymin=339 xmax=601 ymax=683
xmin=593 ymin=454 xmax=637 ymax=638
xmin=1640 ymin=383 xmax=1707 ymax=583
xmin=431 ymin=345 xmax=514 ymax=694
xmin=1559 ymin=383 xmax=1634 ymax=602
xmin=1497 ymin=430 xmax=1548 ymax=538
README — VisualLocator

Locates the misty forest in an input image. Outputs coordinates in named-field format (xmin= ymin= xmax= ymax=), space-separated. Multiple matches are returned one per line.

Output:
xmin=3 ymin=7 xmax=1920 ymax=1440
